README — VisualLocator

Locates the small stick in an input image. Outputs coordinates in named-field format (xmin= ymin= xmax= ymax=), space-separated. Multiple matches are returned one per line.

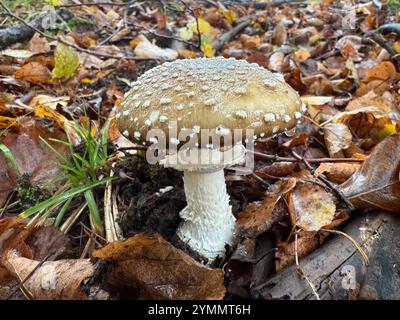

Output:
xmin=321 ymin=228 xmax=369 ymax=266
xmin=294 ymin=232 xmax=320 ymax=300
xmin=250 ymin=172 xmax=271 ymax=188
xmin=249 ymin=150 xmax=364 ymax=163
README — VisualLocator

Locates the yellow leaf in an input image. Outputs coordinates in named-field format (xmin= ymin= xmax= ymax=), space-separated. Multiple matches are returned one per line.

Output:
xmin=393 ymin=41 xmax=400 ymax=53
xmin=188 ymin=18 xmax=212 ymax=35
xmin=378 ymin=123 xmax=397 ymax=140
xmin=52 ymin=43 xmax=79 ymax=79
xmin=219 ymin=8 xmax=236 ymax=25
xmin=34 ymin=105 xmax=66 ymax=128
xmin=45 ymin=0 xmax=63 ymax=6
xmin=0 ymin=116 xmax=19 ymax=129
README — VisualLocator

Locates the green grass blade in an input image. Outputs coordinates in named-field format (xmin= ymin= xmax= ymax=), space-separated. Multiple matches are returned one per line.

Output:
xmin=84 ymin=190 xmax=103 ymax=232
xmin=39 ymin=137 xmax=69 ymax=164
xmin=20 ymin=176 xmax=115 ymax=218
xmin=54 ymin=197 xmax=73 ymax=227
xmin=0 ymin=144 xmax=20 ymax=175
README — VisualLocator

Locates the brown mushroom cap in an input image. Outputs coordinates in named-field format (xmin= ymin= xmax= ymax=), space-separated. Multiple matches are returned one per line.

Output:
xmin=116 ymin=57 xmax=303 ymax=144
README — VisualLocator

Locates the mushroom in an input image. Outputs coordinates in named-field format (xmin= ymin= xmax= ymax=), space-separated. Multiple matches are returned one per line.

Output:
xmin=116 ymin=57 xmax=303 ymax=263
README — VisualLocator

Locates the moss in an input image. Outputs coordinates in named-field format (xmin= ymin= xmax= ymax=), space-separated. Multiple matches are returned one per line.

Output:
xmin=16 ymin=174 xmax=51 ymax=210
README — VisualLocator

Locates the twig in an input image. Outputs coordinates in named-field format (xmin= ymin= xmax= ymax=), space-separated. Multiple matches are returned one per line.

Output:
xmin=0 ymin=1 xmax=154 ymax=61
xmin=250 ymin=172 xmax=271 ymax=188
xmin=294 ymin=232 xmax=320 ymax=300
xmin=291 ymin=151 xmax=355 ymax=210
xmin=321 ymin=229 xmax=369 ymax=266
xmin=249 ymin=150 xmax=364 ymax=163
xmin=6 ymin=252 xmax=53 ymax=300
xmin=379 ymin=23 xmax=400 ymax=37
xmin=177 ymin=0 xmax=202 ymax=50
xmin=212 ymin=17 xmax=251 ymax=52
xmin=367 ymin=31 xmax=400 ymax=68
xmin=131 ymin=22 xmax=198 ymax=48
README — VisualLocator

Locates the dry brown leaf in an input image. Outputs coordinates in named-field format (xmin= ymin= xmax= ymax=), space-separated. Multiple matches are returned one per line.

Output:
xmin=93 ymin=234 xmax=225 ymax=300
xmin=275 ymin=232 xmax=321 ymax=271
xmin=363 ymin=61 xmax=397 ymax=83
xmin=255 ymin=162 xmax=299 ymax=178
xmin=0 ymin=119 xmax=68 ymax=207
xmin=287 ymin=183 xmax=336 ymax=231
xmin=272 ymin=23 xmax=287 ymax=45
xmin=323 ymin=123 xmax=352 ymax=157
xmin=26 ymin=226 xmax=73 ymax=261
xmin=6 ymin=254 xmax=94 ymax=300
xmin=0 ymin=216 xmax=32 ymax=281
xmin=315 ymin=162 xmax=361 ymax=183
xmin=338 ymin=134 xmax=400 ymax=212
xmin=13 ymin=62 xmax=51 ymax=84
xmin=27 ymin=33 xmax=51 ymax=54
xmin=236 ymin=178 xmax=296 ymax=238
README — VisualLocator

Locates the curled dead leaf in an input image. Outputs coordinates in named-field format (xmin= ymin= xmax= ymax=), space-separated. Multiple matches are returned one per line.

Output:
xmin=315 ymin=162 xmax=361 ymax=184
xmin=6 ymin=254 xmax=94 ymax=300
xmin=323 ymin=123 xmax=352 ymax=157
xmin=338 ymin=134 xmax=400 ymax=212
xmin=93 ymin=234 xmax=225 ymax=300
xmin=288 ymin=183 xmax=337 ymax=231
xmin=236 ymin=178 xmax=296 ymax=238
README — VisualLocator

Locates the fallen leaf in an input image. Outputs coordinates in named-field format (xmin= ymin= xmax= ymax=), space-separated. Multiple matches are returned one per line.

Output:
xmin=29 ymin=95 xmax=70 ymax=110
xmin=272 ymin=23 xmax=287 ymax=45
xmin=1 ymin=49 xmax=36 ymax=59
xmin=236 ymin=178 xmax=296 ymax=238
xmin=93 ymin=234 xmax=225 ymax=300
xmin=134 ymin=35 xmax=178 ymax=60
xmin=288 ymin=183 xmax=336 ymax=231
xmin=275 ymin=231 xmax=322 ymax=271
xmin=6 ymin=254 xmax=94 ymax=300
xmin=26 ymin=226 xmax=73 ymax=261
xmin=14 ymin=62 xmax=51 ymax=84
xmin=315 ymin=162 xmax=361 ymax=183
xmin=27 ymin=33 xmax=51 ymax=54
xmin=269 ymin=51 xmax=285 ymax=72
xmin=323 ymin=123 xmax=352 ymax=157
xmin=0 ymin=216 xmax=32 ymax=281
xmin=338 ymin=134 xmax=400 ymax=212
xmin=0 ymin=118 xmax=68 ymax=207
xmin=363 ymin=61 xmax=397 ymax=83
xmin=52 ymin=43 xmax=80 ymax=79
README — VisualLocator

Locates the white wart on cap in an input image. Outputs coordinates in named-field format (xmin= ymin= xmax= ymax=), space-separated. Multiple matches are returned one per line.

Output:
xmin=116 ymin=56 xmax=302 ymax=143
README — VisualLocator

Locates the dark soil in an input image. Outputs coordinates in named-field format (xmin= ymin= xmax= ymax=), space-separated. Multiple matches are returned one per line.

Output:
xmin=114 ymin=154 xmax=186 ymax=241
xmin=113 ymin=154 xmax=259 ymax=251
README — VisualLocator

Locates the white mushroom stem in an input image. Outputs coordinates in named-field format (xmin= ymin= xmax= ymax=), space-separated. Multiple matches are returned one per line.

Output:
xmin=161 ymin=145 xmax=246 ymax=263
xmin=177 ymin=169 xmax=236 ymax=262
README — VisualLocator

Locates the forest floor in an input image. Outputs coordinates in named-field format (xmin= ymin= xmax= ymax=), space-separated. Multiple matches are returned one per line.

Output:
xmin=0 ymin=0 xmax=399 ymax=300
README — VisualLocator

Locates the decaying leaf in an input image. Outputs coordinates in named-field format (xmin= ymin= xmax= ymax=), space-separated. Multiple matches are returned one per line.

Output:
xmin=323 ymin=123 xmax=352 ymax=157
xmin=0 ymin=119 xmax=68 ymax=207
xmin=93 ymin=234 xmax=225 ymax=300
xmin=0 ymin=216 xmax=32 ymax=281
xmin=339 ymin=134 xmax=400 ymax=212
xmin=236 ymin=178 xmax=297 ymax=238
xmin=288 ymin=183 xmax=336 ymax=231
xmin=13 ymin=62 xmax=51 ymax=84
xmin=6 ymin=254 xmax=94 ymax=300
xmin=315 ymin=162 xmax=361 ymax=184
